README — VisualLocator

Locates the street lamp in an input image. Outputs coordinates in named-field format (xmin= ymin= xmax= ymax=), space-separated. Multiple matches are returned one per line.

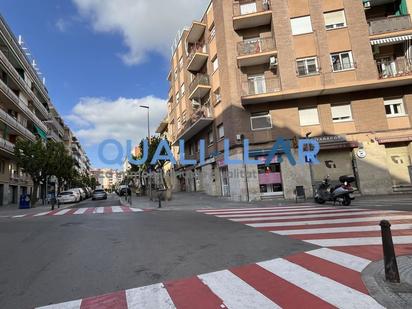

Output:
xmin=140 ymin=105 xmax=150 ymax=143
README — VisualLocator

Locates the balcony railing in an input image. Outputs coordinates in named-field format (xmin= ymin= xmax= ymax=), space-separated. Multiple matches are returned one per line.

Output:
xmin=368 ymin=15 xmax=412 ymax=36
xmin=177 ymin=105 xmax=213 ymax=136
xmin=233 ymin=0 xmax=270 ymax=17
xmin=0 ymin=108 xmax=36 ymax=141
xmin=376 ymin=57 xmax=412 ymax=78
xmin=0 ymin=78 xmax=48 ymax=133
xmin=188 ymin=43 xmax=207 ymax=62
xmin=189 ymin=74 xmax=210 ymax=93
xmin=0 ymin=137 xmax=15 ymax=153
xmin=0 ymin=50 xmax=49 ymax=118
xmin=237 ymin=37 xmax=276 ymax=56
xmin=241 ymin=77 xmax=281 ymax=96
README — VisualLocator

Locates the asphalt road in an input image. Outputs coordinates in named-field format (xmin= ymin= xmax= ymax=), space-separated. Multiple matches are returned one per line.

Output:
xmin=0 ymin=194 xmax=317 ymax=309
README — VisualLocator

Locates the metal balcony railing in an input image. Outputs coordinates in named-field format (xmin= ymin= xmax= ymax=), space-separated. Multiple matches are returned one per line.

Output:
xmin=376 ymin=57 xmax=412 ymax=78
xmin=189 ymin=74 xmax=210 ymax=93
xmin=0 ymin=78 xmax=48 ymax=133
xmin=0 ymin=50 xmax=49 ymax=118
xmin=0 ymin=137 xmax=15 ymax=153
xmin=0 ymin=108 xmax=36 ymax=141
xmin=237 ymin=37 xmax=276 ymax=56
xmin=241 ymin=77 xmax=281 ymax=96
xmin=368 ymin=15 xmax=412 ymax=35
xmin=233 ymin=0 xmax=271 ymax=17
xmin=178 ymin=105 xmax=213 ymax=136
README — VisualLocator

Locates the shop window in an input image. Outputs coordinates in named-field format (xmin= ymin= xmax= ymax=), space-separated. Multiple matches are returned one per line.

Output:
xmin=250 ymin=112 xmax=272 ymax=130
xmin=331 ymin=104 xmax=352 ymax=122
xmin=385 ymin=98 xmax=406 ymax=117
xmin=324 ymin=10 xmax=346 ymax=30
xmin=299 ymin=107 xmax=320 ymax=126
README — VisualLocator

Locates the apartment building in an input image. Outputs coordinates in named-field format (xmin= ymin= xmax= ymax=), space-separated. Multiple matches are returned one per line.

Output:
xmin=63 ymin=127 xmax=91 ymax=176
xmin=91 ymin=168 xmax=123 ymax=191
xmin=163 ymin=0 xmax=412 ymax=201
xmin=0 ymin=15 xmax=88 ymax=205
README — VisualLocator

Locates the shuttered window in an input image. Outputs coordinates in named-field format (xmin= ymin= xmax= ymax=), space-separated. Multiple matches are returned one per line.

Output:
xmin=291 ymin=16 xmax=313 ymax=35
xmin=324 ymin=10 xmax=346 ymax=29
xmin=331 ymin=104 xmax=352 ymax=122
xmin=299 ymin=107 xmax=319 ymax=126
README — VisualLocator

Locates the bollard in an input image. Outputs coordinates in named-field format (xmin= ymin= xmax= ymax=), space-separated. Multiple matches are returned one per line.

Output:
xmin=158 ymin=192 xmax=162 ymax=208
xmin=380 ymin=220 xmax=400 ymax=283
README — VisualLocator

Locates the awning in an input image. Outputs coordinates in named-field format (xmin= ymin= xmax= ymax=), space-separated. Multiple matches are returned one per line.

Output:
xmin=35 ymin=125 xmax=47 ymax=140
xmin=371 ymin=34 xmax=412 ymax=45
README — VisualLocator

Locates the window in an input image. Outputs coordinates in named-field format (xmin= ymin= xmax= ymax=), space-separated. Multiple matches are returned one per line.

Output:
xmin=180 ymin=83 xmax=185 ymax=96
xmin=331 ymin=104 xmax=352 ymax=122
xmin=178 ymin=56 xmax=184 ymax=70
xmin=176 ymin=90 xmax=180 ymax=102
xmin=174 ymin=68 xmax=178 ymax=80
xmin=182 ymin=110 xmax=187 ymax=123
xmin=299 ymin=107 xmax=320 ymax=126
xmin=384 ymin=98 xmax=406 ymax=117
xmin=248 ymin=74 xmax=266 ymax=95
xmin=217 ymin=124 xmax=224 ymax=139
xmin=331 ymin=51 xmax=354 ymax=71
xmin=324 ymin=10 xmax=346 ymax=30
xmin=212 ymin=56 xmax=219 ymax=72
xmin=177 ymin=117 xmax=182 ymax=130
xmin=290 ymin=16 xmax=313 ymax=35
xmin=214 ymin=88 xmax=221 ymax=104
xmin=208 ymin=130 xmax=214 ymax=145
xmin=250 ymin=112 xmax=272 ymax=131
xmin=240 ymin=2 xmax=257 ymax=15
xmin=209 ymin=23 xmax=216 ymax=41
xmin=297 ymin=57 xmax=319 ymax=76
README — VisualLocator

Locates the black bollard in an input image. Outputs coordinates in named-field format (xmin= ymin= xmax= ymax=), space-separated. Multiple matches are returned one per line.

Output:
xmin=379 ymin=220 xmax=400 ymax=283
xmin=158 ymin=192 xmax=162 ymax=208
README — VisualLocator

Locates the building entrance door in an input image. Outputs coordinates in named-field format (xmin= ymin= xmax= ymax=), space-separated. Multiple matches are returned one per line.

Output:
xmin=220 ymin=166 xmax=230 ymax=197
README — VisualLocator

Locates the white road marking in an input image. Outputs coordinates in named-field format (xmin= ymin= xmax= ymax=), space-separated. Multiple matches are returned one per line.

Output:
xmin=273 ymin=223 xmax=412 ymax=235
xmin=197 ymin=205 xmax=315 ymax=213
xmin=111 ymin=206 xmax=123 ymax=213
xmin=258 ymin=258 xmax=384 ymax=309
xmin=198 ymin=270 xmax=280 ymax=309
xmin=34 ymin=211 xmax=52 ymax=217
xmin=248 ymin=214 xmax=412 ymax=228
xmin=204 ymin=206 xmax=323 ymax=215
xmin=230 ymin=210 xmax=392 ymax=222
xmin=126 ymin=283 xmax=176 ymax=309
xmin=94 ymin=207 xmax=105 ymax=214
xmin=73 ymin=208 xmax=88 ymax=215
xmin=36 ymin=299 xmax=81 ymax=309
xmin=12 ymin=215 xmax=27 ymax=218
xmin=130 ymin=208 xmax=143 ymax=212
xmin=53 ymin=209 xmax=71 ymax=216
xmin=217 ymin=208 xmax=365 ymax=218
xmin=305 ymin=236 xmax=412 ymax=247
xmin=306 ymin=248 xmax=371 ymax=272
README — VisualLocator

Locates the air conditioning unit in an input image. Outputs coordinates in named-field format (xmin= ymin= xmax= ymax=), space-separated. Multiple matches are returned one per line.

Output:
xmin=269 ymin=56 xmax=278 ymax=69
xmin=363 ymin=1 xmax=371 ymax=9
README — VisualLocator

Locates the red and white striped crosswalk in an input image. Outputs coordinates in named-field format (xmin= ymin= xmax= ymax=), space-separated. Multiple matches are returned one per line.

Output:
xmin=198 ymin=205 xmax=412 ymax=259
xmin=10 ymin=206 xmax=144 ymax=219
xmin=36 ymin=246 xmax=384 ymax=309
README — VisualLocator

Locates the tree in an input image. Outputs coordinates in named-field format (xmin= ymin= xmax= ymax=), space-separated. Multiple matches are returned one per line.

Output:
xmin=14 ymin=139 xmax=48 ymax=205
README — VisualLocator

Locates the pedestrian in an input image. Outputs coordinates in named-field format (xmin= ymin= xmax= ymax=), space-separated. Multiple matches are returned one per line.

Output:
xmin=50 ymin=191 xmax=57 ymax=211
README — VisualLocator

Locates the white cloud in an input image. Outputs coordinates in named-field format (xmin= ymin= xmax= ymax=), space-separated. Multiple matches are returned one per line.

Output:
xmin=72 ymin=0 xmax=210 ymax=65
xmin=65 ymin=96 xmax=167 ymax=147
xmin=56 ymin=18 xmax=69 ymax=32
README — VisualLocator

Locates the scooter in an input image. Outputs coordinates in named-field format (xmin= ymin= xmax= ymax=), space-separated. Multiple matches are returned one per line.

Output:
xmin=314 ymin=175 xmax=356 ymax=206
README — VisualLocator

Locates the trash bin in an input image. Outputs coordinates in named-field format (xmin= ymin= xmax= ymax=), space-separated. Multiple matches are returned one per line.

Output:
xmin=19 ymin=194 xmax=31 ymax=209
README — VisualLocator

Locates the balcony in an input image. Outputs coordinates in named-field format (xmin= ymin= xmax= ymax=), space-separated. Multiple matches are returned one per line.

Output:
xmin=0 ymin=78 xmax=49 ymax=133
xmin=45 ymin=116 xmax=65 ymax=137
xmin=241 ymin=76 xmax=281 ymax=104
xmin=0 ymin=137 xmax=15 ymax=155
xmin=237 ymin=38 xmax=277 ymax=67
xmin=173 ymin=105 xmax=213 ymax=145
xmin=187 ymin=22 xmax=207 ymax=44
xmin=233 ymin=0 xmax=272 ymax=30
xmin=47 ymin=129 xmax=61 ymax=142
xmin=0 ymin=50 xmax=49 ymax=118
xmin=0 ymin=108 xmax=36 ymax=141
xmin=9 ymin=171 xmax=30 ymax=184
xmin=189 ymin=74 xmax=211 ymax=100
xmin=368 ymin=15 xmax=412 ymax=36
xmin=187 ymin=43 xmax=208 ymax=72
xmin=376 ymin=57 xmax=412 ymax=79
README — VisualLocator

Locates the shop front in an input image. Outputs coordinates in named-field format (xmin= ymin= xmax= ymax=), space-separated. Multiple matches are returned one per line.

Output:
xmin=255 ymin=156 xmax=283 ymax=198
xmin=217 ymin=159 xmax=230 ymax=197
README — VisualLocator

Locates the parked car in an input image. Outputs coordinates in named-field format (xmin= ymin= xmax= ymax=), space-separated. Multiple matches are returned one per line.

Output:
xmin=57 ymin=191 xmax=78 ymax=204
xmin=92 ymin=189 xmax=107 ymax=200
xmin=71 ymin=188 xmax=86 ymax=201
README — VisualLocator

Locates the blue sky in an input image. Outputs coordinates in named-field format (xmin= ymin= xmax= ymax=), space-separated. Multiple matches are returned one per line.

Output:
xmin=0 ymin=0 xmax=208 ymax=168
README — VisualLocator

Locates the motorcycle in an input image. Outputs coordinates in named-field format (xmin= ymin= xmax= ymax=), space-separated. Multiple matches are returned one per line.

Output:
xmin=314 ymin=175 xmax=356 ymax=206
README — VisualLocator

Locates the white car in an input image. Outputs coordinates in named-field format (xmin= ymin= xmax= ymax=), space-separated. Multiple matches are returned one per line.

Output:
xmin=57 ymin=191 xmax=78 ymax=204
xmin=71 ymin=188 xmax=86 ymax=201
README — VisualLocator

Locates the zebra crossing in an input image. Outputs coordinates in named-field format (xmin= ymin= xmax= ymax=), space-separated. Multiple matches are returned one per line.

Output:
xmin=36 ymin=246 xmax=384 ymax=309
xmin=198 ymin=205 xmax=412 ymax=260
xmin=10 ymin=206 xmax=144 ymax=219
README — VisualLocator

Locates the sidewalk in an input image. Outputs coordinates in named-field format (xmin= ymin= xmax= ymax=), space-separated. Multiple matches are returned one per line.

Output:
xmin=0 ymin=202 xmax=73 ymax=218
xmin=123 ymin=191 xmax=309 ymax=211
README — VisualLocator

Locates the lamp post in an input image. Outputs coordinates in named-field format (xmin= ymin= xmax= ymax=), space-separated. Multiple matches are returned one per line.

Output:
xmin=140 ymin=105 xmax=151 ymax=199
